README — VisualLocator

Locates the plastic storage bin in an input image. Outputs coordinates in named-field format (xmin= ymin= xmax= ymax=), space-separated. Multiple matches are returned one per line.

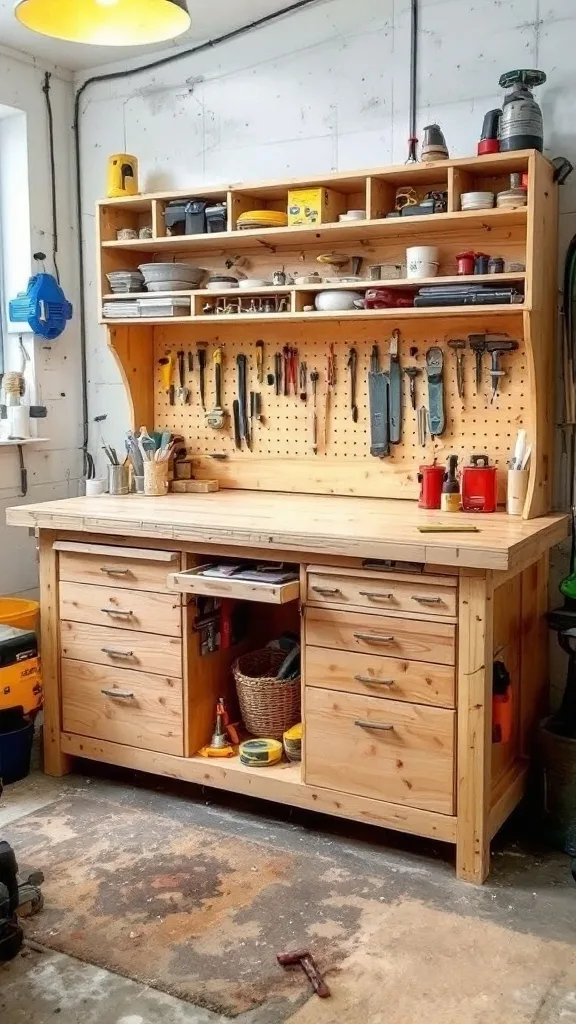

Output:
xmin=0 ymin=711 xmax=34 ymax=784
xmin=0 ymin=598 xmax=39 ymax=632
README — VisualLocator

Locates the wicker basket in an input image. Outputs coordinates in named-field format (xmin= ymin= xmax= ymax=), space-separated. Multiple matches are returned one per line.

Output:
xmin=233 ymin=649 xmax=301 ymax=740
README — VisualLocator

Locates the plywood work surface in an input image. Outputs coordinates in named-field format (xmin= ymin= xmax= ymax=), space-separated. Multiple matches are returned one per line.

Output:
xmin=153 ymin=316 xmax=528 ymax=501
xmin=6 ymin=491 xmax=567 ymax=571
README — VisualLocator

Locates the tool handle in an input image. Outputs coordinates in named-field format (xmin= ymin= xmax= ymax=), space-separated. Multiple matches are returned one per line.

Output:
xmin=177 ymin=350 xmax=185 ymax=387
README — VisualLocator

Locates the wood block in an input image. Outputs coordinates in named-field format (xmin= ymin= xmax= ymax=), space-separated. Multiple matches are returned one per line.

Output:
xmin=175 ymin=460 xmax=193 ymax=480
xmin=171 ymin=481 xmax=188 ymax=493
xmin=185 ymin=480 xmax=219 ymax=493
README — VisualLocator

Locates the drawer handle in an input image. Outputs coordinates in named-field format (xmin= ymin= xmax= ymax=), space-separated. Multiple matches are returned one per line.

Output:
xmin=353 ymin=632 xmax=395 ymax=644
xmin=354 ymin=719 xmax=394 ymax=732
xmin=354 ymin=674 xmax=394 ymax=686
xmin=100 ymin=607 xmax=133 ymax=617
xmin=412 ymin=595 xmax=442 ymax=604
xmin=101 ymin=647 xmax=135 ymax=660
xmin=311 ymin=586 xmax=342 ymax=597
xmin=100 ymin=567 xmax=132 ymax=576
xmin=358 ymin=591 xmax=394 ymax=600
xmin=101 ymin=688 xmax=134 ymax=700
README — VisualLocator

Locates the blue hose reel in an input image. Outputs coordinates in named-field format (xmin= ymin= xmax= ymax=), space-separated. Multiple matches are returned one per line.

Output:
xmin=9 ymin=272 xmax=73 ymax=341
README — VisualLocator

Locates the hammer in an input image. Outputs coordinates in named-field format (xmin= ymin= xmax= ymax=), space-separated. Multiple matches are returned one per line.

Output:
xmin=277 ymin=949 xmax=331 ymax=998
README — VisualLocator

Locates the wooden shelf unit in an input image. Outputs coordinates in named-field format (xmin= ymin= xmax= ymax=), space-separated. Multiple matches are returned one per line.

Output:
xmin=98 ymin=150 xmax=557 ymax=519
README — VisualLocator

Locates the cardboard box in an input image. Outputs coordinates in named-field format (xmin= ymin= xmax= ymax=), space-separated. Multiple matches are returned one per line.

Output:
xmin=287 ymin=187 xmax=344 ymax=226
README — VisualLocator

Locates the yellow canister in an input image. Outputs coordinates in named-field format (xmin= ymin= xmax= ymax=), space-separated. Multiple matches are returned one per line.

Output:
xmin=107 ymin=154 xmax=139 ymax=198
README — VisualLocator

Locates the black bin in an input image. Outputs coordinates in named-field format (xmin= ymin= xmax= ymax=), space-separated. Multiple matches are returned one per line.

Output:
xmin=0 ymin=711 xmax=34 ymax=785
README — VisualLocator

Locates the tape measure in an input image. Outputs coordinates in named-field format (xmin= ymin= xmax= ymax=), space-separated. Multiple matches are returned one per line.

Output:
xmin=239 ymin=738 xmax=282 ymax=767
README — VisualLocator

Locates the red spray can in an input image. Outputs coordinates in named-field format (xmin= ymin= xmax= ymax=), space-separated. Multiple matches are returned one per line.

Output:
xmin=418 ymin=464 xmax=445 ymax=510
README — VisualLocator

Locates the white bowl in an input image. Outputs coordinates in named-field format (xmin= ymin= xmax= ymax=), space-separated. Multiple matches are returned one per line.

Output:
xmin=314 ymin=290 xmax=364 ymax=311
xmin=139 ymin=262 xmax=205 ymax=287
xmin=339 ymin=210 xmax=366 ymax=221
xmin=239 ymin=278 xmax=269 ymax=289
xmin=206 ymin=279 xmax=238 ymax=291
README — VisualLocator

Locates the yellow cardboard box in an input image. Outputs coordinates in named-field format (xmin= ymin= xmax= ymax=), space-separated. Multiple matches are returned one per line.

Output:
xmin=287 ymin=187 xmax=343 ymax=225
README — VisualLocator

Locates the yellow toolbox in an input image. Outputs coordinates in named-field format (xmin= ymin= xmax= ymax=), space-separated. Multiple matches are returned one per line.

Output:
xmin=287 ymin=187 xmax=343 ymax=225
xmin=0 ymin=626 xmax=42 ymax=716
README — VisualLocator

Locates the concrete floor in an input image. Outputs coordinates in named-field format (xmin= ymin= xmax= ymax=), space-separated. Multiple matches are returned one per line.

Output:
xmin=1 ymin=768 xmax=575 ymax=1024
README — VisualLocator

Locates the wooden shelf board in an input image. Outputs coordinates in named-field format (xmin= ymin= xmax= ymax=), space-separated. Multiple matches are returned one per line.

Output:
xmin=101 ymin=303 xmax=526 ymax=326
xmin=97 ymin=151 xmax=537 ymax=212
xmin=0 ymin=437 xmax=50 ymax=447
xmin=101 ymin=207 xmax=528 ymax=254
xmin=102 ymin=272 xmax=526 ymax=302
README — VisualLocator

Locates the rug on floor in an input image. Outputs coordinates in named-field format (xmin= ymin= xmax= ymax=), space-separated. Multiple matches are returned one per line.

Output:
xmin=4 ymin=793 xmax=376 ymax=1018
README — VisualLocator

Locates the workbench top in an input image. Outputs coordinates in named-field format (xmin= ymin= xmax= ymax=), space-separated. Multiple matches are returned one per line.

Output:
xmin=6 ymin=492 xmax=568 ymax=571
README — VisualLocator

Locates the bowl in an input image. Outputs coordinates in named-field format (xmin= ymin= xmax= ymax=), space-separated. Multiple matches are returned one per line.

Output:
xmin=239 ymin=278 xmax=269 ymax=289
xmin=338 ymin=210 xmax=366 ymax=221
xmin=138 ymin=263 xmax=205 ymax=287
xmin=145 ymin=280 xmax=197 ymax=292
xmin=207 ymin=276 xmax=238 ymax=291
xmin=314 ymin=290 xmax=364 ymax=311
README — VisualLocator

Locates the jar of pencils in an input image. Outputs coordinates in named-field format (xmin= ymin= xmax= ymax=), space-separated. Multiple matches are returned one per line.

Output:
xmin=143 ymin=460 xmax=169 ymax=496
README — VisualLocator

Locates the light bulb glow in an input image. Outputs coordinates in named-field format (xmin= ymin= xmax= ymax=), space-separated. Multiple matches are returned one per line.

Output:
xmin=14 ymin=0 xmax=191 ymax=45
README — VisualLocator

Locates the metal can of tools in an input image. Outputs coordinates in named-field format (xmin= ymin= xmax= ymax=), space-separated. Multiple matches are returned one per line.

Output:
xmin=488 ymin=256 xmax=505 ymax=274
xmin=108 ymin=464 xmax=129 ymax=496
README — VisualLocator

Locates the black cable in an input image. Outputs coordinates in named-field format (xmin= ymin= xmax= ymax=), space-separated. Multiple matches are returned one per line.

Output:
xmin=41 ymin=72 xmax=60 ymax=284
xmin=73 ymin=0 xmax=324 ymax=472
xmin=407 ymin=0 xmax=418 ymax=163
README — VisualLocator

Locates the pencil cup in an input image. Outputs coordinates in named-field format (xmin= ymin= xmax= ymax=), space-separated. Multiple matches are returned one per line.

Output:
xmin=108 ymin=464 xmax=129 ymax=495
xmin=85 ymin=479 xmax=106 ymax=496
xmin=144 ymin=461 xmax=169 ymax=496
xmin=507 ymin=469 xmax=529 ymax=515
xmin=133 ymin=475 xmax=145 ymax=494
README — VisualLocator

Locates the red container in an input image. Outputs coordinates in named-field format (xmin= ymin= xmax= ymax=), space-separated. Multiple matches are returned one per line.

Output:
xmin=456 ymin=250 xmax=476 ymax=275
xmin=418 ymin=464 xmax=445 ymax=510
xmin=461 ymin=456 xmax=497 ymax=512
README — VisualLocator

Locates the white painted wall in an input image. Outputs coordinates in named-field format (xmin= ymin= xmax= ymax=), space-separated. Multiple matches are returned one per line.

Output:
xmin=0 ymin=48 xmax=82 ymax=597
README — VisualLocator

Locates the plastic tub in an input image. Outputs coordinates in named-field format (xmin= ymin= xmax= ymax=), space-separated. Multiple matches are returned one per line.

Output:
xmin=0 ymin=597 xmax=39 ymax=632
xmin=0 ymin=710 xmax=34 ymax=784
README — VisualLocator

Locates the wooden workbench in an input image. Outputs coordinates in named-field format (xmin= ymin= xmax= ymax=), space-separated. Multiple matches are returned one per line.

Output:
xmin=7 ymin=491 xmax=568 ymax=883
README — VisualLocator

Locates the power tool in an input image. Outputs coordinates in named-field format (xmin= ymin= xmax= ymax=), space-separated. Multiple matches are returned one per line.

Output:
xmin=0 ymin=626 xmax=42 ymax=717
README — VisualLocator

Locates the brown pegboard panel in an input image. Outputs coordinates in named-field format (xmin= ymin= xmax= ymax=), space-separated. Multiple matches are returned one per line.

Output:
xmin=153 ymin=315 xmax=528 ymax=499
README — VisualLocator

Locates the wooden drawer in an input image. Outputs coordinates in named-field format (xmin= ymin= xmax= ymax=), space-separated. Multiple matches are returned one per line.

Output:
xmin=61 ymin=660 xmax=183 ymax=755
xmin=60 ymin=621 xmax=182 ymax=678
xmin=307 ymin=570 xmax=456 ymax=617
xmin=305 ymin=607 xmax=455 ymax=665
xmin=57 ymin=543 xmax=178 ymax=593
xmin=305 ymin=646 xmax=455 ymax=708
xmin=305 ymin=686 xmax=455 ymax=814
xmin=59 ymin=581 xmax=181 ymax=637
xmin=168 ymin=564 xmax=299 ymax=604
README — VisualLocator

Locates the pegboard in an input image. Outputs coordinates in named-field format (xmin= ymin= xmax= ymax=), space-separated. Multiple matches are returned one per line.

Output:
xmin=152 ymin=313 xmax=529 ymax=500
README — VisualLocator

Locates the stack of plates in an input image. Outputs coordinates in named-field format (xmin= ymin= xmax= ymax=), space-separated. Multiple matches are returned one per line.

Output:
xmin=138 ymin=296 xmax=191 ymax=318
xmin=106 ymin=270 xmax=144 ymax=294
xmin=237 ymin=210 xmax=288 ymax=230
xmin=460 ymin=191 xmax=495 ymax=211
xmin=496 ymin=188 xmax=527 ymax=209
xmin=103 ymin=301 xmax=140 ymax=318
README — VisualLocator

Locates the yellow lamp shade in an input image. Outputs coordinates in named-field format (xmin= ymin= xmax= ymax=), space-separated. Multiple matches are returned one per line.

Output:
xmin=15 ymin=0 xmax=191 ymax=46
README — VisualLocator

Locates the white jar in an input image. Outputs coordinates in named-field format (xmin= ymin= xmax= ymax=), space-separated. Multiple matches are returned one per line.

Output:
xmin=406 ymin=245 xmax=440 ymax=280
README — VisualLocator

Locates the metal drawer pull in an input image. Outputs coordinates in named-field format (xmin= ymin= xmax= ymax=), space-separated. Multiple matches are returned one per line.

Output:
xmin=359 ymin=591 xmax=393 ymax=599
xmin=354 ymin=719 xmax=394 ymax=732
xmin=100 ymin=566 xmax=131 ymax=576
xmin=101 ymin=647 xmax=135 ymax=659
xmin=100 ymin=607 xmax=133 ymax=617
xmin=353 ymin=632 xmax=395 ymax=643
xmin=354 ymin=674 xmax=394 ymax=686
xmin=412 ymin=595 xmax=442 ymax=604
xmin=101 ymin=688 xmax=134 ymax=700
xmin=311 ymin=586 xmax=342 ymax=597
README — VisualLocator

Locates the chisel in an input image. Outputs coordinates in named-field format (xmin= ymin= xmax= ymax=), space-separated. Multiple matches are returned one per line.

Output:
xmin=388 ymin=328 xmax=402 ymax=443
xmin=368 ymin=343 xmax=389 ymax=459
xmin=236 ymin=353 xmax=251 ymax=449
xmin=197 ymin=345 xmax=207 ymax=409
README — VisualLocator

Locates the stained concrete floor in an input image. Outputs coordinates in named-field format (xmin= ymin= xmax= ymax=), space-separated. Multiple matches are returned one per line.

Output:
xmin=1 ymin=767 xmax=575 ymax=1024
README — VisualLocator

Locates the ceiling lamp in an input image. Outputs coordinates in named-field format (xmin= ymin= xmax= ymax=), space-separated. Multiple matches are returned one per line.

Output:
xmin=14 ymin=0 xmax=191 ymax=46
